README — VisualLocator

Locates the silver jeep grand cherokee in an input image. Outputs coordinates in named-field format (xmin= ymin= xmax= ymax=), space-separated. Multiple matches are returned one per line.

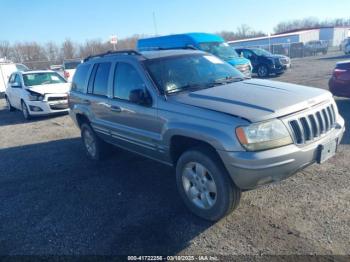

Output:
xmin=69 ymin=49 xmax=345 ymax=221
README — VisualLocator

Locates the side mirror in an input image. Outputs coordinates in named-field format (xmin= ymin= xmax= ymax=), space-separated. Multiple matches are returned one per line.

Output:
xmin=11 ymin=82 xmax=22 ymax=88
xmin=129 ymin=89 xmax=151 ymax=106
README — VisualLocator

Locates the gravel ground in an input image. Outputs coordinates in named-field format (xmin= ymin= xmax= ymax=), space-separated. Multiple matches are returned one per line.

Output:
xmin=0 ymin=51 xmax=349 ymax=256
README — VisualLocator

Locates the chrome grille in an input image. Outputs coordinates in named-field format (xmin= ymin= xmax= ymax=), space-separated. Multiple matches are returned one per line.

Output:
xmin=48 ymin=96 xmax=67 ymax=101
xmin=289 ymin=104 xmax=336 ymax=145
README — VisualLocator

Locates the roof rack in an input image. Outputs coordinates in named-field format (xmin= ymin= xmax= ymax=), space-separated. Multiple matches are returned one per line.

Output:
xmin=83 ymin=50 xmax=142 ymax=62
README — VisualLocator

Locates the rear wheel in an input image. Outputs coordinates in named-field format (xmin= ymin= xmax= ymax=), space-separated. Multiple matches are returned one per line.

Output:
xmin=5 ymin=96 xmax=15 ymax=111
xmin=257 ymin=64 xmax=269 ymax=78
xmin=81 ymin=123 xmax=111 ymax=160
xmin=176 ymin=147 xmax=241 ymax=221
xmin=21 ymin=101 xmax=31 ymax=120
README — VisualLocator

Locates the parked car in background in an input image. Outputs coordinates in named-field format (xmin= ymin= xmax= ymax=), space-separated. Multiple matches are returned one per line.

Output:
xmin=63 ymin=59 xmax=82 ymax=82
xmin=0 ymin=59 xmax=18 ymax=95
xmin=16 ymin=63 xmax=29 ymax=72
xmin=235 ymin=48 xmax=290 ymax=77
xmin=137 ymin=33 xmax=252 ymax=77
xmin=340 ymin=38 xmax=350 ymax=55
xmin=304 ymin=40 xmax=328 ymax=56
xmin=50 ymin=64 xmax=64 ymax=77
xmin=329 ymin=60 xmax=350 ymax=98
xmin=69 ymin=49 xmax=344 ymax=221
xmin=5 ymin=70 xmax=70 ymax=120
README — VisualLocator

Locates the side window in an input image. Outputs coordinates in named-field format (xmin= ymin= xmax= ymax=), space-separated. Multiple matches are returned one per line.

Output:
xmin=92 ymin=62 xmax=111 ymax=96
xmin=8 ymin=74 xmax=15 ymax=83
xmin=71 ymin=64 xmax=91 ymax=93
xmin=113 ymin=63 xmax=146 ymax=101
xmin=14 ymin=74 xmax=21 ymax=85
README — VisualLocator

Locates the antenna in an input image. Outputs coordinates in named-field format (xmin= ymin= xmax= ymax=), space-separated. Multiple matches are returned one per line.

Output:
xmin=152 ymin=12 xmax=158 ymax=36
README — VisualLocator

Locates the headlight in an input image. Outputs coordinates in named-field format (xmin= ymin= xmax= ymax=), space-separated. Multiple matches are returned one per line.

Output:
xmin=236 ymin=119 xmax=293 ymax=151
xmin=27 ymin=90 xmax=44 ymax=101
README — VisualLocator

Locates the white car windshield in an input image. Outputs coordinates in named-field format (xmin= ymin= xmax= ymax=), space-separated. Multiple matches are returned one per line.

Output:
xmin=23 ymin=72 xmax=67 ymax=86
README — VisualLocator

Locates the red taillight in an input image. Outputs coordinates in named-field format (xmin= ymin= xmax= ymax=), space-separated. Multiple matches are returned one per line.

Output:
xmin=333 ymin=68 xmax=347 ymax=78
xmin=64 ymin=71 xmax=70 ymax=79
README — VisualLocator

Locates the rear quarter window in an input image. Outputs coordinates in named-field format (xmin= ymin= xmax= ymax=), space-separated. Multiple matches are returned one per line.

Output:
xmin=71 ymin=64 xmax=91 ymax=93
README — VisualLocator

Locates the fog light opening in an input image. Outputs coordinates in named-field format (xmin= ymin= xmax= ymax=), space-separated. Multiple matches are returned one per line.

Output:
xmin=29 ymin=106 xmax=43 ymax=112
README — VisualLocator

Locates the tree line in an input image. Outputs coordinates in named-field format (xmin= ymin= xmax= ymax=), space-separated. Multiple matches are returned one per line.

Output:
xmin=0 ymin=35 xmax=143 ymax=69
xmin=274 ymin=17 xmax=350 ymax=34
xmin=1 ymin=18 xmax=349 ymax=69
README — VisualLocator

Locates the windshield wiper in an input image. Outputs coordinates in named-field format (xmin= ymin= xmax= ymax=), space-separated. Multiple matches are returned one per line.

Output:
xmin=166 ymin=83 xmax=207 ymax=94
xmin=208 ymin=76 xmax=245 ymax=87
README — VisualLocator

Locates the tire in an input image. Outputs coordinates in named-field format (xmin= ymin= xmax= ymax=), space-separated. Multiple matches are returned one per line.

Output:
xmin=5 ymin=96 xmax=15 ymax=112
xmin=21 ymin=101 xmax=31 ymax=120
xmin=257 ymin=64 xmax=269 ymax=78
xmin=176 ymin=147 xmax=241 ymax=221
xmin=81 ymin=123 xmax=111 ymax=161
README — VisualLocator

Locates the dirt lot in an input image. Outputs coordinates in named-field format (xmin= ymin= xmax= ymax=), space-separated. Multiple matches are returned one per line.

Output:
xmin=0 ymin=51 xmax=349 ymax=256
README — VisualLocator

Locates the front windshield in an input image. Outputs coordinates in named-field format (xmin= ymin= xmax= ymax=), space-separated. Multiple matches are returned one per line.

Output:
xmin=23 ymin=72 xmax=67 ymax=86
xmin=199 ymin=42 xmax=239 ymax=60
xmin=145 ymin=54 xmax=244 ymax=94
xmin=252 ymin=48 xmax=272 ymax=56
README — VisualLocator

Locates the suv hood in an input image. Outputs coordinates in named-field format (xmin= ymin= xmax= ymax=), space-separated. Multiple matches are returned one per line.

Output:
xmin=169 ymin=79 xmax=332 ymax=122
xmin=26 ymin=83 xmax=71 ymax=95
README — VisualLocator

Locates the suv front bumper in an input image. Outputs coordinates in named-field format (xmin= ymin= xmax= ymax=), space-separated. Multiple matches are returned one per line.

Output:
xmin=218 ymin=118 xmax=345 ymax=190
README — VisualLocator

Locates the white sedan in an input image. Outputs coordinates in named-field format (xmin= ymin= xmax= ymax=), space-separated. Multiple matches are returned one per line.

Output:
xmin=5 ymin=70 xmax=71 ymax=120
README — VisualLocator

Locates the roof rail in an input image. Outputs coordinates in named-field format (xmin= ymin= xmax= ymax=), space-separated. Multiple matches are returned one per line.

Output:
xmin=83 ymin=50 xmax=142 ymax=62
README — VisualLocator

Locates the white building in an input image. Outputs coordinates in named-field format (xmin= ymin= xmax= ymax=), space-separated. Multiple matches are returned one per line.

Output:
xmin=228 ymin=27 xmax=350 ymax=48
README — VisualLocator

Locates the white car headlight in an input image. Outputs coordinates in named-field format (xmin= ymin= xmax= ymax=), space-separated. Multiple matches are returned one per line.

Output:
xmin=236 ymin=119 xmax=293 ymax=151
xmin=27 ymin=90 xmax=44 ymax=101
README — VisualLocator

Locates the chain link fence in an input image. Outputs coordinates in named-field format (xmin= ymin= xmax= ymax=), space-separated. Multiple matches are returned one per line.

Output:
xmin=233 ymin=40 xmax=339 ymax=58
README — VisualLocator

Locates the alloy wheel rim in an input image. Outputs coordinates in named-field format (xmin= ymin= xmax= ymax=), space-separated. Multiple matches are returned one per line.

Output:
xmin=83 ymin=129 xmax=96 ymax=157
xmin=22 ymin=103 xmax=28 ymax=118
xmin=258 ymin=66 xmax=267 ymax=76
xmin=182 ymin=162 xmax=217 ymax=210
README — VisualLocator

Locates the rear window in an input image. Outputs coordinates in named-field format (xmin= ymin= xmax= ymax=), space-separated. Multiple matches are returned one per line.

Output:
xmin=71 ymin=64 xmax=91 ymax=93
xmin=64 ymin=61 xmax=81 ymax=70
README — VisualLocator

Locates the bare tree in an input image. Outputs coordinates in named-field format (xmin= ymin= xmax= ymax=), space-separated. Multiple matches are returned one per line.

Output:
xmin=61 ymin=39 xmax=77 ymax=60
xmin=78 ymin=39 xmax=110 ymax=58
xmin=274 ymin=17 xmax=350 ymax=34
xmin=217 ymin=25 xmax=266 ymax=41
xmin=0 ymin=41 xmax=12 ymax=59
xmin=46 ymin=42 xmax=60 ymax=64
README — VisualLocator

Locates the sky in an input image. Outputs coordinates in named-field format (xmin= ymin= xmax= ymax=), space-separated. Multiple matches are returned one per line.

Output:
xmin=0 ymin=0 xmax=349 ymax=43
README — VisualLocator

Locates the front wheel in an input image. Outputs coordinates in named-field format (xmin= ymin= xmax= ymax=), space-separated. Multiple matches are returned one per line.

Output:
xmin=176 ymin=147 xmax=241 ymax=221
xmin=21 ymin=101 xmax=31 ymax=120
xmin=257 ymin=64 xmax=269 ymax=78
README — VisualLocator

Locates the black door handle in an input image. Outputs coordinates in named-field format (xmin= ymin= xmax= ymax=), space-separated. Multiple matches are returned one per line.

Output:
xmin=110 ymin=105 xmax=122 ymax=112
